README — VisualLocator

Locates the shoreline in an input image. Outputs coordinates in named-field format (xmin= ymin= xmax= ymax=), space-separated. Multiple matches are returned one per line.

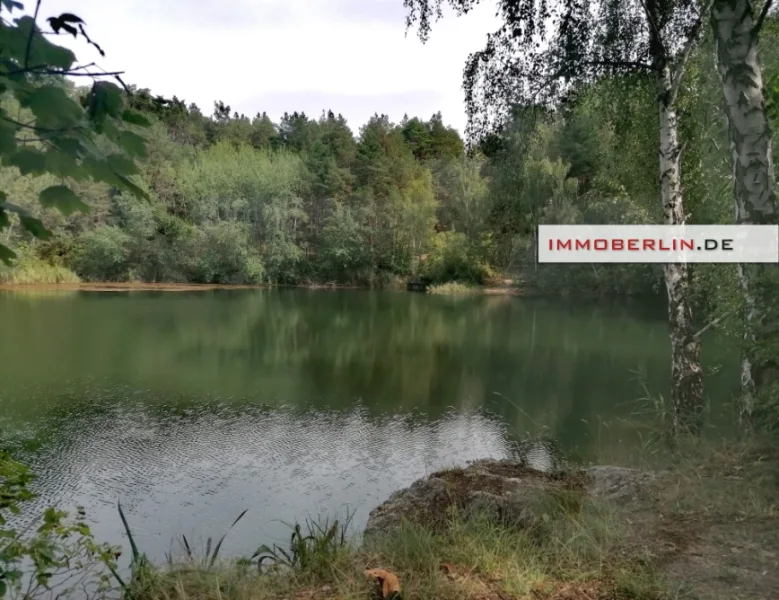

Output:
xmin=0 ymin=281 xmax=529 ymax=295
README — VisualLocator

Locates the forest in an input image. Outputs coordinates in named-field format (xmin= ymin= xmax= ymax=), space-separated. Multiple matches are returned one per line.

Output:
xmin=0 ymin=15 xmax=773 ymax=299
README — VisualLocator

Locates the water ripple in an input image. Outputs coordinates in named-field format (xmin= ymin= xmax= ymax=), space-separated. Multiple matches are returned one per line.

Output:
xmin=9 ymin=390 xmax=512 ymax=563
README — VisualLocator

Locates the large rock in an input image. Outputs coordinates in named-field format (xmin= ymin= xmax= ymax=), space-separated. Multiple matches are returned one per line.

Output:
xmin=363 ymin=477 xmax=451 ymax=537
xmin=364 ymin=459 xmax=655 ymax=537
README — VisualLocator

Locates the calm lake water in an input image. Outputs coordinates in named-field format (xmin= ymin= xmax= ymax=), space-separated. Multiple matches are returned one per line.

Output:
xmin=0 ymin=289 xmax=738 ymax=564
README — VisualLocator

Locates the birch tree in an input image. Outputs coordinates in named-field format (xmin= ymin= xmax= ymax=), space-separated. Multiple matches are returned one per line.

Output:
xmin=403 ymin=0 xmax=713 ymax=434
xmin=710 ymin=0 xmax=778 ymax=425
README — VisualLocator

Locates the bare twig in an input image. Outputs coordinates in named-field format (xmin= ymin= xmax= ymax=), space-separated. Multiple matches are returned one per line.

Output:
xmin=23 ymin=0 xmax=43 ymax=70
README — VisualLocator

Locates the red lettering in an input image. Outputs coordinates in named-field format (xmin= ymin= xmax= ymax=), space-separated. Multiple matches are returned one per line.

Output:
xmin=681 ymin=239 xmax=694 ymax=251
xmin=575 ymin=239 xmax=590 ymax=250
xmin=628 ymin=239 xmax=639 ymax=251
xmin=659 ymin=239 xmax=671 ymax=251
xmin=594 ymin=239 xmax=608 ymax=250
xmin=612 ymin=239 xmax=624 ymax=251
xmin=557 ymin=239 xmax=572 ymax=251
xmin=643 ymin=239 xmax=655 ymax=251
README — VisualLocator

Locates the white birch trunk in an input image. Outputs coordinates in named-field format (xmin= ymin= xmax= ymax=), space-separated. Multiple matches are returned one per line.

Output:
xmin=711 ymin=0 xmax=778 ymax=425
xmin=657 ymin=66 xmax=705 ymax=435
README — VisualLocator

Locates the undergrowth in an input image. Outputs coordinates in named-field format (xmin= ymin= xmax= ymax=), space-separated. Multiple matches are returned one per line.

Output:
xmin=114 ymin=491 xmax=671 ymax=600
xmin=0 ymin=253 xmax=80 ymax=284
xmin=427 ymin=282 xmax=479 ymax=295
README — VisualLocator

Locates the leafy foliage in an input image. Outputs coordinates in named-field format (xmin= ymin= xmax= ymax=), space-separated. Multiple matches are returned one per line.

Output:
xmin=0 ymin=0 xmax=149 ymax=264
xmin=0 ymin=438 xmax=122 ymax=600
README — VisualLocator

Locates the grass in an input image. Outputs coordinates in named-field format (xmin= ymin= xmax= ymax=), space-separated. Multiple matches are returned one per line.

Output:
xmin=118 ymin=479 xmax=676 ymax=600
xmin=427 ymin=282 xmax=480 ymax=295
xmin=0 ymin=254 xmax=80 ymax=284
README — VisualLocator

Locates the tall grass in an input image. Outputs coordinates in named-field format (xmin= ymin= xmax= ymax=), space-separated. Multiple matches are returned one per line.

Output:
xmin=427 ymin=282 xmax=478 ymax=295
xmin=127 ymin=498 xmax=665 ymax=600
xmin=0 ymin=255 xmax=80 ymax=284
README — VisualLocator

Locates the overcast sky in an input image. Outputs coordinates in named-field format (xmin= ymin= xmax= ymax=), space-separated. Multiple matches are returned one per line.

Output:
xmin=30 ymin=0 xmax=501 ymax=135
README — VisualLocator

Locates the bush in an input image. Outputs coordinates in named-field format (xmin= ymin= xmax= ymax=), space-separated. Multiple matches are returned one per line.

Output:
xmin=70 ymin=226 xmax=132 ymax=282
xmin=421 ymin=231 xmax=493 ymax=285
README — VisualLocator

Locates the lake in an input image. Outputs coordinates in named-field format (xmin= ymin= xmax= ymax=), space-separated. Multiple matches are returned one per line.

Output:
xmin=0 ymin=288 xmax=738 ymax=564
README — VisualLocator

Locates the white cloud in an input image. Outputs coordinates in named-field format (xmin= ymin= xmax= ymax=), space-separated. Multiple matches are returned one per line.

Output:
xmin=23 ymin=0 xmax=502 ymax=135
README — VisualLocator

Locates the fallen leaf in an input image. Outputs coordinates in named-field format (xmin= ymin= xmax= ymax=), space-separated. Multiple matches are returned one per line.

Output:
xmin=365 ymin=568 xmax=401 ymax=598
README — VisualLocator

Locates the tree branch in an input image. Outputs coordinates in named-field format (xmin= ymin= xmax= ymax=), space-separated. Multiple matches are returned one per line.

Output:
xmin=23 ymin=0 xmax=42 ymax=69
xmin=754 ymin=0 xmax=775 ymax=36
xmin=670 ymin=0 xmax=716 ymax=101
xmin=8 ymin=62 xmax=124 ymax=78
xmin=692 ymin=308 xmax=737 ymax=340
xmin=638 ymin=0 xmax=666 ymax=59
xmin=1 ymin=115 xmax=81 ymax=134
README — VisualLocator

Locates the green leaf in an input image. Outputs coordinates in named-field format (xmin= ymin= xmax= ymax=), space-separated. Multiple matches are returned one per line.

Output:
xmin=101 ymin=119 xmax=120 ymax=141
xmin=6 ymin=147 xmax=47 ymax=175
xmin=20 ymin=215 xmax=52 ymax=239
xmin=0 ymin=243 xmax=16 ymax=266
xmin=18 ymin=84 xmax=83 ymax=128
xmin=118 ymin=131 xmax=147 ymax=158
xmin=0 ymin=578 xmax=6 ymax=597
xmin=87 ymin=82 xmax=124 ymax=132
xmin=107 ymin=153 xmax=139 ymax=175
xmin=0 ymin=117 xmax=17 ymax=154
xmin=121 ymin=109 xmax=151 ymax=127
xmin=11 ymin=17 xmax=76 ymax=70
xmin=114 ymin=173 xmax=149 ymax=201
xmin=83 ymin=157 xmax=121 ymax=186
xmin=44 ymin=148 xmax=83 ymax=179
xmin=0 ymin=207 xmax=9 ymax=229
xmin=0 ymin=200 xmax=52 ymax=239
xmin=48 ymin=134 xmax=88 ymax=158
xmin=39 ymin=185 xmax=89 ymax=215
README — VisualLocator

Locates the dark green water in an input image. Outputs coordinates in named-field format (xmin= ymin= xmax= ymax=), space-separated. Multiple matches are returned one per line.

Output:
xmin=0 ymin=289 xmax=737 ymax=563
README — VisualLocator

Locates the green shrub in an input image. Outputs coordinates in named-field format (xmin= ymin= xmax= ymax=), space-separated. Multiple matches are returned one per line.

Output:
xmin=421 ymin=231 xmax=493 ymax=285
xmin=71 ymin=226 xmax=133 ymax=282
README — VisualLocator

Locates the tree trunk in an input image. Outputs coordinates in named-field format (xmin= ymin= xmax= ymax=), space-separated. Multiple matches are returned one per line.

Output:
xmin=657 ymin=66 xmax=705 ymax=435
xmin=711 ymin=0 xmax=778 ymax=426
